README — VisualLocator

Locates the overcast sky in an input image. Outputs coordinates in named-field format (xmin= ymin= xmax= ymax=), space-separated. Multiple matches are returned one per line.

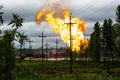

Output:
xmin=0 ymin=0 xmax=120 ymax=49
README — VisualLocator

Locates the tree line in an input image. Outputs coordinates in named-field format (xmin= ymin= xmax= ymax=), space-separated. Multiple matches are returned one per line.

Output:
xmin=0 ymin=6 xmax=27 ymax=80
xmin=88 ymin=5 xmax=120 ymax=69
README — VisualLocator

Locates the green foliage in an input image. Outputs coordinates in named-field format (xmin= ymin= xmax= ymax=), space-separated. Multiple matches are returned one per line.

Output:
xmin=16 ymin=69 xmax=120 ymax=80
xmin=0 ymin=30 xmax=16 ymax=80
xmin=0 ymin=5 xmax=3 ymax=26
xmin=89 ymin=22 xmax=101 ymax=62
xmin=15 ymin=60 xmax=120 ymax=80
xmin=114 ymin=5 xmax=120 ymax=58
xmin=88 ymin=5 xmax=120 ymax=64
xmin=116 ymin=5 xmax=120 ymax=24
xmin=8 ymin=13 xmax=23 ymax=28
xmin=0 ymin=5 xmax=3 ymax=35
xmin=0 ymin=12 xmax=23 ymax=80
xmin=17 ymin=33 xmax=28 ymax=45
xmin=110 ymin=24 xmax=120 ymax=58
xmin=100 ymin=19 xmax=114 ymax=70
xmin=17 ymin=33 xmax=28 ymax=57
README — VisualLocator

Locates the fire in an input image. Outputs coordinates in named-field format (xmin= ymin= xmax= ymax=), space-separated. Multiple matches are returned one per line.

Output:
xmin=36 ymin=2 xmax=88 ymax=53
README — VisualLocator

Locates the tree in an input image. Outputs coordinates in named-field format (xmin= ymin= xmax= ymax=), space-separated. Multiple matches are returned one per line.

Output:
xmin=0 ymin=39 xmax=4 ymax=79
xmin=102 ymin=19 xmax=113 ymax=70
xmin=112 ymin=24 xmax=120 ymax=61
xmin=115 ymin=5 xmax=120 ymax=60
xmin=116 ymin=5 xmax=120 ymax=40
xmin=17 ymin=33 xmax=28 ymax=58
xmin=8 ymin=13 xmax=23 ymax=31
xmin=0 ymin=5 xmax=3 ymax=34
xmin=0 ymin=5 xmax=3 ymax=26
xmin=89 ymin=22 xmax=101 ymax=62
xmin=0 ymin=13 xmax=23 ymax=80
xmin=0 ymin=5 xmax=4 ymax=79
xmin=5 ymin=13 xmax=23 ymax=80
xmin=116 ymin=5 xmax=120 ymax=24
xmin=3 ymin=30 xmax=16 ymax=80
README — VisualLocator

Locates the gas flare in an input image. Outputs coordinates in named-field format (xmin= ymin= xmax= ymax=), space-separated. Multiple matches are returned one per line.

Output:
xmin=36 ymin=2 xmax=88 ymax=53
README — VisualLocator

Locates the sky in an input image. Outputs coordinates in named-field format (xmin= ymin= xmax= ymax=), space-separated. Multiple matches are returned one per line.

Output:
xmin=0 ymin=0 xmax=120 ymax=49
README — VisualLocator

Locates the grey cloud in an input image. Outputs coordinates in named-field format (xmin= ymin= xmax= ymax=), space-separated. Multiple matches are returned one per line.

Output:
xmin=1 ymin=0 xmax=120 ymax=48
xmin=2 ymin=0 xmax=72 ymax=23
xmin=2 ymin=6 xmax=38 ymax=22
xmin=16 ymin=22 xmax=59 ymax=38
xmin=82 ymin=10 xmax=116 ymax=22
xmin=72 ymin=0 xmax=119 ymax=23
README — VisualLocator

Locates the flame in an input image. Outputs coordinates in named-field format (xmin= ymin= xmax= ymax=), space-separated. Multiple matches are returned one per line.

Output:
xmin=36 ymin=2 xmax=88 ymax=53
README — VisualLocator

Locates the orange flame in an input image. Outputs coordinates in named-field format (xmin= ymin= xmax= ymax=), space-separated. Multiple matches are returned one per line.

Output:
xmin=36 ymin=2 xmax=88 ymax=53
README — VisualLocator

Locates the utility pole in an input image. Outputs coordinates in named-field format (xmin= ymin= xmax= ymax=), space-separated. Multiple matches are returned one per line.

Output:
xmin=64 ymin=14 xmax=76 ymax=73
xmin=38 ymin=31 xmax=46 ymax=67
xmin=46 ymin=43 xmax=48 ymax=61
xmin=55 ymin=39 xmax=59 ymax=61
xmin=27 ymin=39 xmax=33 ymax=59
xmin=28 ymin=39 xmax=33 ymax=49
xmin=65 ymin=44 xmax=68 ymax=59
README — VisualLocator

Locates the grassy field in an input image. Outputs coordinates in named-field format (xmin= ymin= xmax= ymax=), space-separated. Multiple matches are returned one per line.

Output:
xmin=16 ymin=60 xmax=120 ymax=80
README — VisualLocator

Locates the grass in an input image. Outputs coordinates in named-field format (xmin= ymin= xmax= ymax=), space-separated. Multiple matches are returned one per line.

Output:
xmin=16 ymin=60 xmax=120 ymax=80
xmin=16 ymin=71 xmax=120 ymax=80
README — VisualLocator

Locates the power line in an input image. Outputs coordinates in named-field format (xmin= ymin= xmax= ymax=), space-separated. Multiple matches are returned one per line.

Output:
xmin=74 ymin=0 xmax=99 ymax=16
xmin=73 ymin=0 xmax=118 ymax=21
xmin=73 ymin=0 xmax=96 ymax=12
xmin=38 ymin=31 xmax=46 ymax=67
xmin=79 ymin=0 xmax=117 ymax=19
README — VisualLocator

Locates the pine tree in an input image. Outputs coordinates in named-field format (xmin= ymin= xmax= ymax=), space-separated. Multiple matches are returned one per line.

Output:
xmin=116 ymin=5 xmax=120 ymax=59
xmin=89 ymin=22 xmax=101 ymax=62
xmin=116 ymin=5 xmax=120 ymax=24
xmin=102 ymin=19 xmax=113 ymax=70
